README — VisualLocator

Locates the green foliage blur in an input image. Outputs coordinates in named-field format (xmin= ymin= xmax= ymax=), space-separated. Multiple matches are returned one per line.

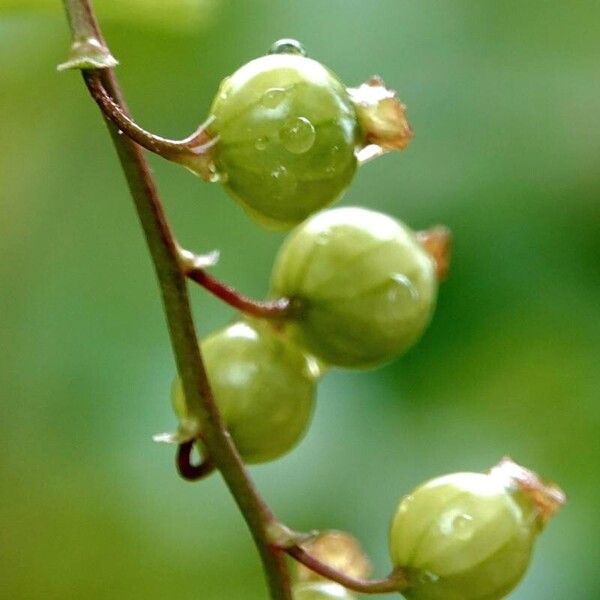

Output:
xmin=1 ymin=1 xmax=599 ymax=598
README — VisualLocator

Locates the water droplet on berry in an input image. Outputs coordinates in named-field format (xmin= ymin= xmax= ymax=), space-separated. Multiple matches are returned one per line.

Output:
xmin=451 ymin=513 xmax=475 ymax=540
xmin=325 ymin=145 xmax=341 ymax=174
xmin=398 ymin=495 xmax=414 ymax=513
xmin=306 ymin=357 xmax=324 ymax=380
xmin=219 ymin=77 xmax=231 ymax=101
xmin=206 ymin=161 xmax=222 ymax=183
xmin=418 ymin=571 xmax=440 ymax=584
xmin=269 ymin=166 xmax=297 ymax=199
xmin=268 ymin=39 xmax=307 ymax=57
xmin=279 ymin=117 xmax=316 ymax=154
xmin=388 ymin=274 xmax=418 ymax=303
xmin=439 ymin=510 xmax=475 ymax=541
xmin=255 ymin=137 xmax=268 ymax=151
xmin=262 ymin=87 xmax=287 ymax=109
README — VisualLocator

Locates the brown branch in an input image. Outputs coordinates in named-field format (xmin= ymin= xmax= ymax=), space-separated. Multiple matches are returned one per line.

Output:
xmin=61 ymin=1 xmax=292 ymax=598
xmin=286 ymin=545 xmax=409 ymax=595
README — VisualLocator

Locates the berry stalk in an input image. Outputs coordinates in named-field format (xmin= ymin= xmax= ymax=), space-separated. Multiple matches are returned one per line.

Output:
xmin=179 ymin=248 xmax=296 ymax=319
xmin=285 ymin=545 xmax=408 ymax=594
xmin=60 ymin=2 xmax=293 ymax=598
xmin=83 ymin=71 xmax=218 ymax=178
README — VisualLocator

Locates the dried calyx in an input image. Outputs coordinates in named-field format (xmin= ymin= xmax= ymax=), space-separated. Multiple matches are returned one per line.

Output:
xmin=348 ymin=76 xmax=413 ymax=163
xmin=490 ymin=457 xmax=566 ymax=526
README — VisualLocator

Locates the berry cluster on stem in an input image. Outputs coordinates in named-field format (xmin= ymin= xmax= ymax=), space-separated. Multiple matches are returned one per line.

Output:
xmin=60 ymin=3 xmax=564 ymax=599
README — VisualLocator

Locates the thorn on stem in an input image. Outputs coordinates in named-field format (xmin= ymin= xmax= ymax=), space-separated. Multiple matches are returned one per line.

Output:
xmin=57 ymin=37 xmax=118 ymax=72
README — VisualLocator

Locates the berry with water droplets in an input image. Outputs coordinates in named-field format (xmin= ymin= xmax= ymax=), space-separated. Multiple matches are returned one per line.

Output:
xmin=270 ymin=207 xmax=437 ymax=368
xmin=206 ymin=40 xmax=361 ymax=229
xmin=388 ymin=458 xmax=565 ymax=600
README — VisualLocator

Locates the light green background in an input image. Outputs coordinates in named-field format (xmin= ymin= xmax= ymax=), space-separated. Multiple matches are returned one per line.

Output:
xmin=1 ymin=2 xmax=599 ymax=599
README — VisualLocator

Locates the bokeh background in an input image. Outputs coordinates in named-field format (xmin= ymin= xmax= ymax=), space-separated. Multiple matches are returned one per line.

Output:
xmin=1 ymin=1 xmax=599 ymax=599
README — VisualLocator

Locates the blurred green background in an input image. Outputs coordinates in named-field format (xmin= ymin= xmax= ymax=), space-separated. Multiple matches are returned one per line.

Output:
xmin=1 ymin=1 xmax=599 ymax=599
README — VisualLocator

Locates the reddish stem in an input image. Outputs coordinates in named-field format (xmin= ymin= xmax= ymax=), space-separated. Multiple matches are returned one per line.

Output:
xmin=84 ymin=71 xmax=217 ymax=173
xmin=177 ymin=440 xmax=215 ymax=481
xmin=186 ymin=268 xmax=296 ymax=319
xmin=286 ymin=545 xmax=408 ymax=595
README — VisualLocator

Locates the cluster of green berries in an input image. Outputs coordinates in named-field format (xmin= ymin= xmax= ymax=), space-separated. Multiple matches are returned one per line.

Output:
xmin=171 ymin=205 xmax=438 ymax=463
xmin=165 ymin=40 xmax=563 ymax=600
xmin=171 ymin=42 xmax=432 ymax=461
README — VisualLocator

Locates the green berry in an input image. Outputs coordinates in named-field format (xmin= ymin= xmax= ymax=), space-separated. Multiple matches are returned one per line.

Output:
xmin=207 ymin=41 xmax=360 ymax=229
xmin=388 ymin=459 xmax=565 ymax=600
xmin=296 ymin=531 xmax=371 ymax=584
xmin=270 ymin=207 xmax=437 ymax=368
xmin=293 ymin=582 xmax=354 ymax=600
xmin=172 ymin=319 xmax=318 ymax=463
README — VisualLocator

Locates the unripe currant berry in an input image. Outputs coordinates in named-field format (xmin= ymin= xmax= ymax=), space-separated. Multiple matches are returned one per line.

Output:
xmin=270 ymin=207 xmax=437 ymax=368
xmin=293 ymin=582 xmax=354 ymax=600
xmin=172 ymin=319 xmax=319 ymax=463
xmin=296 ymin=531 xmax=372 ymax=584
xmin=205 ymin=40 xmax=361 ymax=229
xmin=388 ymin=459 xmax=565 ymax=600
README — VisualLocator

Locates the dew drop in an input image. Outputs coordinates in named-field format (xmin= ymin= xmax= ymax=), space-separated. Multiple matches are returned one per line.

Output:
xmin=218 ymin=77 xmax=231 ymax=101
xmin=206 ymin=161 xmax=222 ymax=183
xmin=279 ymin=117 xmax=316 ymax=154
xmin=387 ymin=274 xmax=418 ymax=303
xmin=268 ymin=38 xmax=307 ymax=57
xmin=398 ymin=495 xmax=414 ymax=513
xmin=261 ymin=87 xmax=287 ymax=109
xmin=450 ymin=513 xmax=474 ymax=540
xmin=255 ymin=137 xmax=268 ymax=151
xmin=269 ymin=165 xmax=297 ymax=199
xmin=418 ymin=571 xmax=440 ymax=585
xmin=306 ymin=356 xmax=325 ymax=380
xmin=439 ymin=510 xmax=475 ymax=541
xmin=325 ymin=145 xmax=341 ymax=174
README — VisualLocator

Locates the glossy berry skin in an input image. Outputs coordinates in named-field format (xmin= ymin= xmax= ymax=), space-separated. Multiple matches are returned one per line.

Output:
xmin=389 ymin=467 xmax=550 ymax=600
xmin=293 ymin=582 xmax=354 ymax=600
xmin=172 ymin=319 xmax=317 ymax=464
xmin=208 ymin=52 xmax=360 ymax=229
xmin=271 ymin=207 xmax=437 ymax=368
